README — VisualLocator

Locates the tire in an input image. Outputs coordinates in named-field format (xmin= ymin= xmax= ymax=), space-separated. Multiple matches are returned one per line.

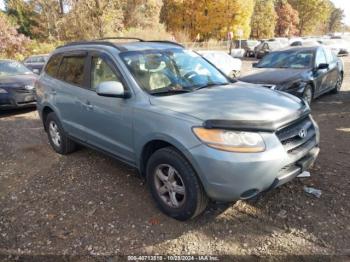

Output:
xmin=45 ymin=112 xmax=76 ymax=155
xmin=302 ymin=85 xmax=313 ymax=105
xmin=331 ymin=73 xmax=343 ymax=94
xmin=146 ymin=147 xmax=208 ymax=221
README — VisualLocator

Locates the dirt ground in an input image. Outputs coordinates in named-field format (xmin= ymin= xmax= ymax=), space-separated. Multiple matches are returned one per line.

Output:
xmin=1 ymin=57 xmax=350 ymax=261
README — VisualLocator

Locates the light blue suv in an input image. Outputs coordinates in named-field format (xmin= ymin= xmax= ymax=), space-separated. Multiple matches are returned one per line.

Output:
xmin=36 ymin=38 xmax=320 ymax=220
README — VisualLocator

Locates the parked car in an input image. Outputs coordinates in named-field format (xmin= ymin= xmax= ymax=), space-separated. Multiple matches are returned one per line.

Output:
xmin=239 ymin=46 xmax=344 ymax=104
xmin=36 ymin=39 xmax=320 ymax=220
xmin=319 ymin=39 xmax=349 ymax=56
xmin=269 ymin=38 xmax=289 ymax=47
xmin=233 ymin=40 xmax=260 ymax=57
xmin=23 ymin=54 xmax=49 ymax=74
xmin=254 ymin=41 xmax=283 ymax=59
xmin=290 ymin=40 xmax=320 ymax=47
xmin=197 ymin=50 xmax=242 ymax=78
xmin=0 ymin=60 xmax=37 ymax=109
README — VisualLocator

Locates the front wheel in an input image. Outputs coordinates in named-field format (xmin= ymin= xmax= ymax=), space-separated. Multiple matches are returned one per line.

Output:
xmin=146 ymin=147 xmax=208 ymax=220
xmin=302 ymin=85 xmax=313 ymax=105
xmin=331 ymin=73 xmax=343 ymax=94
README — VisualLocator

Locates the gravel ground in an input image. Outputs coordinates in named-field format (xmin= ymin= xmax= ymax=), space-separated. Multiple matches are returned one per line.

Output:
xmin=0 ymin=57 xmax=350 ymax=261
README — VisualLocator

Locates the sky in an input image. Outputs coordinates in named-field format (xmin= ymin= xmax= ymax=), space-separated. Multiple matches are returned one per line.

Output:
xmin=0 ymin=0 xmax=349 ymax=26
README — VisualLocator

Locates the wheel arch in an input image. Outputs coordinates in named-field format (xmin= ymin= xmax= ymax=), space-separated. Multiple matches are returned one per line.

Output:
xmin=139 ymin=137 xmax=196 ymax=178
xmin=42 ymin=106 xmax=55 ymax=131
xmin=307 ymin=81 xmax=315 ymax=98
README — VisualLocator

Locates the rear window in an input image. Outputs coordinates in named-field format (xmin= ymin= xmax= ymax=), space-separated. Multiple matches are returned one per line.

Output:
xmin=45 ymin=55 xmax=62 ymax=78
xmin=57 ymin=56 xmax=86 ymax=86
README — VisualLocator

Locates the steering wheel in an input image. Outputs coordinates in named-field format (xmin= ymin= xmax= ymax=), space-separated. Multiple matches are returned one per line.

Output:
xmin=184 ymin=71 xmax=199 ymax=80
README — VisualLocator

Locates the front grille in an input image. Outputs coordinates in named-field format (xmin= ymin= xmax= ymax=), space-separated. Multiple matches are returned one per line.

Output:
xmin=276 ymin=116 xmax=316 ymax=157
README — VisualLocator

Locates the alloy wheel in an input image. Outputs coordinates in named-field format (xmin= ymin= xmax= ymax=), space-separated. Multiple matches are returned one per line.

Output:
xmin=49 ymin=121 xmax=61 ymax=147
xmin=336 ymin=74 xmax=343 ymax=92
xmin=154 ymin=164 xmax=186 ymax=208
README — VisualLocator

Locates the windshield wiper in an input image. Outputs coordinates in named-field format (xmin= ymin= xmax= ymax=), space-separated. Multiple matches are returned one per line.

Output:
xmin=151 ymin=89 xmax=191 ymax=96
xmin=194 ymin=82 xmax=229 ymax=91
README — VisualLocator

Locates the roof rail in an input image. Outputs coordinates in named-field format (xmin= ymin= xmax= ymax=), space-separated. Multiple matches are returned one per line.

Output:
xmin=146 ymin=40 xmax=184 ymax=48
xmin=56 ymin=38 xmax=184 ymax=51
xmin=56 ymin=41 xmax=126 ymax=51
xmin=96 ymin=37 xmax=144 ymax=42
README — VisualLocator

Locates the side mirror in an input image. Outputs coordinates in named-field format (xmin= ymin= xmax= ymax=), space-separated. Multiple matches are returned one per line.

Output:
xmin=252 ymin=62 xmax=258 ymax=68
xmin=317 ymin=63 xmax=329 ymax=70
xmin=96 ymin=81 xmax=129 ymax=98
xmin=32 ymin=69 xmax=40 ymax=74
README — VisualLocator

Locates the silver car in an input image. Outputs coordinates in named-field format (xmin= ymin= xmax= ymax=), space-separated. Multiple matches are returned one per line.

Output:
xmin=36 ymin=38 xmax=320 ymax=220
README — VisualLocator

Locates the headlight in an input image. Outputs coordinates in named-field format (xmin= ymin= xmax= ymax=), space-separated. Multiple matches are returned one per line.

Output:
xmin=277 ymin=81 xmax=306 ymax=91
xmin=0 ymin=88 xmax=8 ymax=94
xmin=193 ymin=127 xmax=265 ymax=153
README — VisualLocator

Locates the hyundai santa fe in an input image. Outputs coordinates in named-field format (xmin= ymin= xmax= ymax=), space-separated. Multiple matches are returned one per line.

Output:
xmin=35 ymin=38 xmax=320 ymax=220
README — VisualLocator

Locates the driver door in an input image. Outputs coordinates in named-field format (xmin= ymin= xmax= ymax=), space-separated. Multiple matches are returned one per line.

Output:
xmin=313 ymin=48 xmax=329 ymax=96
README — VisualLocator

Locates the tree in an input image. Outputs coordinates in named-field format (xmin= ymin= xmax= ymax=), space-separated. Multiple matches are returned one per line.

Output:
xmin=288 ymin=0 xmax=332 ymax=36
xmin=328 ymin=7 xmax=344 ymax=33
xmin=5 ymin=0 xmax=41 ymax=38
xmin=57 ymin=0 xmax=124 ymax=40
xmin=0 ymin=13 xmax=29 ymax=58
xmin=275 ymin=0 xmax=299 ymax=37
xmin=251 ymin=0 xmax=276 ymax=39
xmin=124 ymin=0 xmax=162 ymax=29
xmin=161 ymin=0 xmax=254 ymax=41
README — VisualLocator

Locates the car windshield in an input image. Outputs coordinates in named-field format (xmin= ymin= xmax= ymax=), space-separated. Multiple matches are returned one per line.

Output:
xmin=256 ymin=50 xmax=314 ymax=69
xmin=0 ymin=61 xmax=33 ymax=76
xmin=120 ymin=49 xmax=229 ymax=95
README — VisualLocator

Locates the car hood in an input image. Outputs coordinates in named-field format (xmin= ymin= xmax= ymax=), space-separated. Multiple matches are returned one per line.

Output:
xmin=0 ymin=74 xmax=37 ymax=88
xmin=239 ymin=68 xmax=307 ymax=85
xmin=150 ymin=82 xmax=308 ymax=129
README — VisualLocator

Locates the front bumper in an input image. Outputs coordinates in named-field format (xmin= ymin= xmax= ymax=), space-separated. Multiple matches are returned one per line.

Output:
xmin=188 ymin=117 xmax=320 ymax=201
xmin=0 ymin=92 xmax=36 ymax=109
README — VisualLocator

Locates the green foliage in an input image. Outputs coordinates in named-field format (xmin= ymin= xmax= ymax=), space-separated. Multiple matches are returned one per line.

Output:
xmin=251 ymin=0 xmax=277 ymax=39
xmin=0 ymin=0 xmax=348 ymax=61
xmin=328 ymin=7 xmax=344 ymax=33
xmin=288 ymin=0 xmax=332 ymax=36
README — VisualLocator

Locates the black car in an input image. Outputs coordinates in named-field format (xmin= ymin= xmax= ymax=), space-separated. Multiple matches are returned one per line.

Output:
xmin=0 ymin=60 xmax=37 ymax=109
xmin=239 ymin=46 xmax=344 ymax=104
xmin=23 ymin=54 xmax=49 ymax=74
xmin=254 ymin=41 xmax=283 ymax=59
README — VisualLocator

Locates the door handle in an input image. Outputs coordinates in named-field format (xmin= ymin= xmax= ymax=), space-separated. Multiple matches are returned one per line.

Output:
xmin=50 ymin=89 xmax=56 ymax=95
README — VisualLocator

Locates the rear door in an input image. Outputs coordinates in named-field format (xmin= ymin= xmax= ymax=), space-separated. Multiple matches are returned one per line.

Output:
xmin=54 ymin=51 xmax=90 ymax=139
xmin=324 ymin=47 xmax=338 ymax=91
xmin=313 ymin=48 xmax=329 ymax=95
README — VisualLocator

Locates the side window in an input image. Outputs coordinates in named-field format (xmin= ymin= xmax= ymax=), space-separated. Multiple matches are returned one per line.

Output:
xmin=58 ymin=56 xmax=86 ymax=86
xmin=90 ymin=57 xmax=121 ymax=91
xmin=45 ymin=55 xmax=62 ymax=78
xmin=38 ymin=56 xmax=46 ymax=63
xmin=324 ymin=48 xmax=334 ymax=63
xmin=315 ymin=49 xmax=327 ymax=67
